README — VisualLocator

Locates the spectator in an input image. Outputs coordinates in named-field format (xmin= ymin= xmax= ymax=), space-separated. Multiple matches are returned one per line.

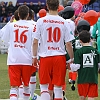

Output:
xmin=0 ymin=7 xmax=7 ymax=17
xmin=7 ymin=1 xmax=15 ymax=15
xmin=33 ymin=1 xmax=44 ymax=21
xmin=35 ymin=1 xmax=43 ymax=14
xmin=1 ymin=16 xmax=8 ymax=23
xmin=8 ymin=12 xmax=13 ymax=19
xmin=23 ymin=1 xmax=27 ymax=6
xmin=28 ymin=2 xmax=35 ymax=11
xmin=14 ymin=2 xmax=20 ymax=11
xmin=0 ymin=1 xmax=6 ymax=8
xmin=0 ymin=1 xmax=7 ymax=16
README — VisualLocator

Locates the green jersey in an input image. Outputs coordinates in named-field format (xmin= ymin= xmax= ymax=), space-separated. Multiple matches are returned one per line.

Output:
xmin=72 ymin=36 xmax=82 ymax=52
xmin=74 ymin=46 xmax=100 ymax=84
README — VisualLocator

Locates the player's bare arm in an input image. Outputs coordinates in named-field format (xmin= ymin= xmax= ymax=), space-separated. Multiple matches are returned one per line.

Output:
xmin=32 ymin=38 xmax=39 ymax=67
xmin=66 ymin=41 xmax=74 ymax=60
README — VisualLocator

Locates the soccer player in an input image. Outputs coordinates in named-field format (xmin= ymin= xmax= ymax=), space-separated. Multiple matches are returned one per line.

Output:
xmin=48 ymin=52 xmax=71 ymax=100
xmin=12 ymin=9 xmax=37 ymax=100
xmin=70 ymin=30 xmax=100 ymax=100
xmin=18 ymin=9 xmax=37 ymax=100
xmin=66 ymin=16 xmax=77 ymax=91
xmin=58 ymin=7 xmax=76 ymax=91
xmin=69 ymin=28 xmax=81 ymax=90
xmin=13 ymin=10 xmax=19 ymax=22
xmin=1 ymin=5 xmax=35 ymax=100
xmin=32 ymin=0 xmax=74 ymax=100
xmin=27 ymin=9 xmax=37 ymax=100
xmin=66 ymin=15 xmax=75 ymax=36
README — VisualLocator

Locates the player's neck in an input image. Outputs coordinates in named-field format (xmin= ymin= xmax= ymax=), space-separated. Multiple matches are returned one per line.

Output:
xmin=82 ymin=43 xmax=90 ymax=46
xmin=49 ymin=10 xmax=58 ymax=15
xmin=20 ymin=18 xmax=27 ymax=20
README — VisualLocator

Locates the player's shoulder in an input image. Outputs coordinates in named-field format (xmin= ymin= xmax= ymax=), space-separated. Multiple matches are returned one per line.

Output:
xmin=66 ymin=19 xmax=71 ymax=22
xmin=66 ymin=19 xmax=74 ymax=23
xmin=37 ymin=15 xmax=47 ymax=23
xmin=80 ymin=46 xmax=97 ymax=52
xmin=6 ymin=21 xmax=16 ymax=27
xmin=27 ymin=20 xmax=36 ymax=25
xmin=53 ymin=15 xmax=66 ymax=22
xmin=12 ymin=20 xmax=33 ymax=29
xmin=90 ymin=46 xmax=98 ymax=52
xmin=36 ymin=15 xmax=49 ymax=26
xmin=74 ymin=48 xmax=81 ymax=55
xmin=11 ymin=20 xmax=22 ymax=25
xmin=37 ymin=15 xmax=66 ymax=23
xmin=54 ymin=15 xmax=68 ymax=26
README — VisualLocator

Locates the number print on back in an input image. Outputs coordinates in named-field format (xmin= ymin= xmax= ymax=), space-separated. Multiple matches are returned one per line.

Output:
xmin=14 ymin=29 xmax=28 ymax=43
xmin=83 ymin=53 xmax=93 ymax=68
xmin=75 ymin=40 xmax=82 ymax=49
xmin=33 ymin=25 xmax=36 ymax=32
xmin=47 ymin=27 xmax=61 ymax=43
xmin=14 ymin=29 xmax=28 ymax=48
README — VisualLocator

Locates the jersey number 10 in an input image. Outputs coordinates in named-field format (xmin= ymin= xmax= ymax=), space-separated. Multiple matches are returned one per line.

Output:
xmin=47 ymin=27 xmax=61 ymax=43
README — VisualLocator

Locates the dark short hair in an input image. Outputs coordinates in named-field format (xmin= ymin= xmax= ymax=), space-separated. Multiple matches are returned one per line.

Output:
xmin=46 ymin=0 xmax=59 ymax=11
xmin=79 ymin=30 xmax=91 ymax=43
xmin=14 ymin=10 xmax=19 ymax=21
xmin=27 ymin=9 xmax=34 ymax=20
xmin=18 ymin=5 xmax=29 ymax=20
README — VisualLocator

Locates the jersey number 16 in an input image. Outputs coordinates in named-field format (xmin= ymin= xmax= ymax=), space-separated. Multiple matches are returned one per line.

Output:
xmin=14 ymin=29 xmax=28 ymax=44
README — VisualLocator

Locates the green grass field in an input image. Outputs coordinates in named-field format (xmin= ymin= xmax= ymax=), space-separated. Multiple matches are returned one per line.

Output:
xmin=0 ymin=54 xmax=100 ymax=100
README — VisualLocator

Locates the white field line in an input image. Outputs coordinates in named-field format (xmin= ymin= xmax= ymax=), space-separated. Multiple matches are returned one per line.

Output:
xmin=0 ymin=88 xmax=40 ymax=92
xmin=0 ymin=93 xmax=40 ymax=100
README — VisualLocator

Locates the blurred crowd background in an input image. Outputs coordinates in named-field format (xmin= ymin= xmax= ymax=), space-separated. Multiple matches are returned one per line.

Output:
xmin=0 ymin=0 xmax=100 ymax=26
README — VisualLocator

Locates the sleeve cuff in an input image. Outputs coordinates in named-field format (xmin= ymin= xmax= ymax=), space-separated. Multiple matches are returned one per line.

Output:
xmin=70 ymin=63 xmax=80 ymax=71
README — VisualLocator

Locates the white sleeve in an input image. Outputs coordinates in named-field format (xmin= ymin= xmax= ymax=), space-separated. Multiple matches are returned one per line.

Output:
xmin=32 ymin=24 xmax=36 ymax=41
xmin=70 ymin=21 xmax=75 ymax=35
xmin=1 ymin=23 xmax=10 ymax=43
xmin=0 ymin=29 xmax=2 ymax=38
xmin=64 ymin=22 xmax=75 ymax=43
xmin=34 ymin=19 xmax=41 ymax=40
xmin=70 ymin=63 xmax=80 ymax=71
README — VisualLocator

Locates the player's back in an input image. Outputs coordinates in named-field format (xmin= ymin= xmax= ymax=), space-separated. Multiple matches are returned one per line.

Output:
xmin=36 ymin=15 xmax=72 ymax=57
xmin=2 ymin=20 xmax=34 ymax=65
xmin=66 ymin=19 xmax=75 ymax=35
xmin=75 ymin=46 xmax=99 ymax=84
xmin=27 ymin=20 xmax=36 ymax=25
xmin=27 ymin=20 xmax=36 ymax=38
